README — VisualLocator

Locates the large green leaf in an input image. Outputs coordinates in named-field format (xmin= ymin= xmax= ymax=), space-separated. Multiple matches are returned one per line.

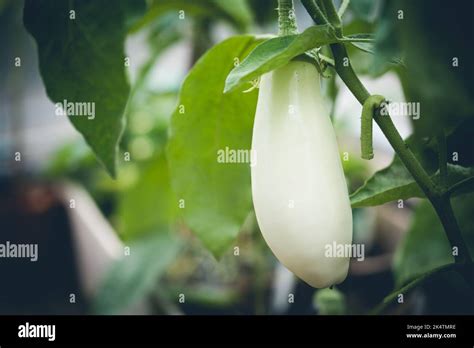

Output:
xmin=393 ymin=193 xmax=474 ymax=287
xmin=24 ymin=0 xmax=131 ymax=177
xmin=93 ymin=232 xmax=182 ymax=314
xmin=167 ymin=35 xmax=261 ymax=257
xmin=224 ymin=25 xmax=339 ymax=93
xmin=118 ymin=154 xmax=175 ymax=241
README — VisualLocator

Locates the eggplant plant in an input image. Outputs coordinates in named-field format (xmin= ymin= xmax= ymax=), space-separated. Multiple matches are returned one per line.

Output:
xmin=18 ymin=0 xmax=474 ymax=314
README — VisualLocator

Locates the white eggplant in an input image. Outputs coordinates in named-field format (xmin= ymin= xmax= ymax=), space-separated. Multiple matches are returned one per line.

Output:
xmin=251 ymin=60 xmax=353 ymax=288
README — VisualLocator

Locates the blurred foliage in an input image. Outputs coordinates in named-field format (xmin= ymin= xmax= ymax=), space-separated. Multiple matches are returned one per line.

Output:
xmin=247 ymin=0 xmax=277 ymax=25
xmin=396 ymin=0 xmax=474 ymax=136
xmin=93 ymin=232 xmax=182 ymax=314
xmin=131 ymin=0 xmax=253 ymax=33
xmin=394 ymin=193 xmax=474 ymax=287
xmin=117 ymin=154 xmax=176 ymax=241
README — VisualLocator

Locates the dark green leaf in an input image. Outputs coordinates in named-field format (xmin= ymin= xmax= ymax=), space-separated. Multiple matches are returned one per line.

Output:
xmin=93 ymin=232 xmax=182 ymax=314
xmin=366 ymin=0 xmax=403 ymax=76
xmin=371 ymin=263 xmax=458 ymax=314
xmin=393 ymin=193 xmax=474 ymax=287
xmin=119 ymin=0 xmax=147 ymax=31
xmin=167 ymin=35 xmax=262 ymax=257
xmin=24 ymin=0 xmax=131 ymax=177
xmin=224 ymin=25 xmax=338 ymax=93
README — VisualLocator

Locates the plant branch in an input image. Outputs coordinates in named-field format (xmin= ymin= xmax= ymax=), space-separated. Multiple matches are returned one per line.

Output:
xmin=337 ymin=0 xmax=350 ymax=18
xmin=301 ymin=0 xmax=473 ymax=275
xmin=301 ymin=0 xmax=328 ymax=25
xmin=320 ymin=0 xmax=342 ymax=33
xmin=370 ymin=263 xmax=459 ymax=315
xmin=278 ymin=0 xmax=298 ymax=36
xmin=446 ymin=176 xmax=474 ymax=197
xmin=437 ymin=131 xmax=448 ymax=189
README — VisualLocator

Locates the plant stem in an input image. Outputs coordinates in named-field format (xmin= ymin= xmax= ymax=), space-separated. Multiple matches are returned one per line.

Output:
xmin=437 ymin=131 xmax=448 ymax=188
xmin=331 ymin=32 xmax=473 ymax=270
xmin=446 ymin=176 xmax=474 ymax=196
xmin=302 ymin=0 xmax=473 ymax=275
xmin=277 ymin=0 xmax=298 ymax=36
xmin=320 ymin=0 xmax=342 ymax=33
xmin=337 ymin=0 xmax=350 ymax=18
xmin=301 ymin=0 xmax=329 ymax=27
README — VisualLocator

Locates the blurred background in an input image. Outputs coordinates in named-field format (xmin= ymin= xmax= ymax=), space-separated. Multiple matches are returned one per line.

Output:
xmin=0 ymin=0 xmax=472 ymax=315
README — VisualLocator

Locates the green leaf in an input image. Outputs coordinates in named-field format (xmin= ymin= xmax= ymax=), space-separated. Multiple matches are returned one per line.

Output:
xmin=224 ymin=25 xmax=338 ymax=93
xmin=393 ymin=193 xmax=474 ymax=287
xmin=93 ymin=232 xmax=182 ymax=314
xmin=346 ymin=33 xmax=404 ymax=67
xmin=118 ymin=154 xmax=176 ymax=241
xmin=167 ymin=35 xmax=262 ymax=257
xmin=350 ymin=133 xmax=474 ymax=207
xmin=351 ymin=161 xmax=474 ymax=207
xmin=24 ymin=0 xmax=131 ymax=177
xmin=350 ymin=138 xmax=437 ymax=207
xmin=368 ymin=0 xmax=403 ymax=76
xmin=350 ymin=156 xmax=424 ymax=208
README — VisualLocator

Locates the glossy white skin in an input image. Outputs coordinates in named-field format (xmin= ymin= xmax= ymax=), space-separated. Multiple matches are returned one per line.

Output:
xmin=251 ymin=60 xmax=352 ymax=288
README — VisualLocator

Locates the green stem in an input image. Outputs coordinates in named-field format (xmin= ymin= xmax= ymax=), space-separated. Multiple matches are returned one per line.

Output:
xmin=337 ymin=0 xmax=350 ymax=18
xmin=302 ymin=0 xmax=473 ymax=279
xmin=320 ymin=0 xmax=342 ymax=33
xmin=277 ymin=0 xmax=298 ymax=36
xmin=361 ymin=95 xmax=384 ymax=160
xmin=301 ymin=0 xmax=328 ymax=26
xmin=370 ymin=263 xmax=458 ymax=315
xmin=437 ymin=131 xmax=448 ymax=189
xmin=331 ymin=44 xmax=473 ymax=266
xmin=446 ymin=176 xmax=474 ymax=196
